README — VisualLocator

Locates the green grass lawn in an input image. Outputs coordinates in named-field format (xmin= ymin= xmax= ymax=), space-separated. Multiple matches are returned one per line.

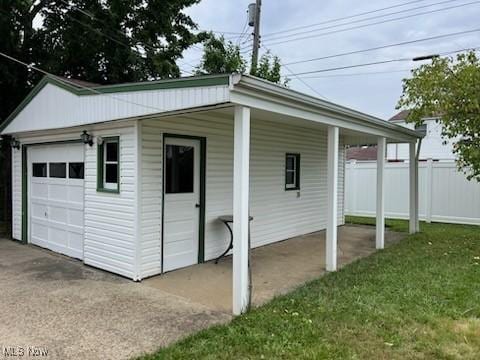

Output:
xmin=140 ymin=218 xmax=480 ymax=359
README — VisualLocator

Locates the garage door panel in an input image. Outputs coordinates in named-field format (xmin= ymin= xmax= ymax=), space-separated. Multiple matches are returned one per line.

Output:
xmin=40 ymin=198 xmax=84 ymax=211
xmin=32 ymin=203 xmax=48 ymax=218
xmin=49 ymin=227 xmax=68 ymax=247
xmin=68 ymin=185 xmax=84 ymax=203
xmin=68 ymin=233 xmax=84 ymax=254
xmin=49 ymin=205 xmax=68 ymax=224
xmin=31 ymin=182 xmax=48 ymax=198
xmin=28 ymin=143 xmax=84 ymax=260
xmin=67 ymin=223 xmax=84 ymax=235
xmin=31 ymin=222 xmax=48 ymax=240
xmin=49 ymin=183 xmax=69 ymax=201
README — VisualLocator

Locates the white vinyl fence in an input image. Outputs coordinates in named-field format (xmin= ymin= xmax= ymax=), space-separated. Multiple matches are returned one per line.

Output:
xmin=345 ymin=160 xmax=480 ymax=225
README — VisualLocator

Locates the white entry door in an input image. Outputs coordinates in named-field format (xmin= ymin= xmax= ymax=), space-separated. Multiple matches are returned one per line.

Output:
xmin=28 ymin=143 xmax=85 ymax=260
xmin=163 ymin=137 xmax=201 ymax=272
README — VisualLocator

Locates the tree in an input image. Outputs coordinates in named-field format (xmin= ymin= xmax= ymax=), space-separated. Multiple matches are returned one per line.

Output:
xmin=35 ymin=0 xmax=201 ymax=84
xmin=251 ymin=51 xmax=289 ymax=85
xmin=0 ymin=0 xmax=201 ymax=123
xmin=195 ymin=33 xmax=246 ymax=75
xmin=397 ymin=51 xmax=480 ymax=181
xmin=196 ymin=33 xmax=288 ymax=85
xmin=0 ymin=0 xmax=31 ymax=122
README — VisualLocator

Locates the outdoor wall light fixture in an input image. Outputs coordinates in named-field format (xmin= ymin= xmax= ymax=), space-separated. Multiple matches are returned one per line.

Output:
xmin=10 ymin=138 xmax=20 ymax=150
xmin=81 ymin=130 xmax=93 ymax=146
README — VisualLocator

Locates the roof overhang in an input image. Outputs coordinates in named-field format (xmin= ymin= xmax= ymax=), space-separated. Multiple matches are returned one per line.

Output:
xmin=230 ymin=74 xmax=422 ymax=143
xmin=1 ymin=73 xmax=422 ymax=144
xmin=0 ymin=74 xmax=231 ymax=135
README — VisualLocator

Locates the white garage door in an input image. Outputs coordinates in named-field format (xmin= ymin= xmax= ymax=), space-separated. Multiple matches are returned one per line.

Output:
xmin=28 ymin=143 xmax=85 ymax=259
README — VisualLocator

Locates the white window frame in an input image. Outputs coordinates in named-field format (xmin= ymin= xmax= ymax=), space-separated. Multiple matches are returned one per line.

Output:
xmin=104 ymin=138 xmax=118 ymax=190
xmin=97 ymin=136 xmax=120 ymax=193
xmin=285 ymin=153 xmax=300 ymax=190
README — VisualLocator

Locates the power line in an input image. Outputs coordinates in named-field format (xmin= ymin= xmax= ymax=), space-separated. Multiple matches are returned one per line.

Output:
xmin=0 ymin=51 xmax=170 ymax=113
xmin=283 ymin=27 xmax=480 ymax=66
xmin=262 ymin=0 xmax=429 ymax=38
xmin=257 ymin=0 xmax=480 ymax=48
xmin=288 ymin=59 xmax=411 ymax=76
xmin=286 ymin=46 xmax=479 ymax=76
xmin=68 ymin=13 xmax=195 ymax=75
xmin=294 ymin=69 xmax=413 ymax=79
xmin=58 ymin=0 xmax=196 ymax=74
xmin=232 ymin=9 xmax=252 ymax=48
xmin=262 ymin=0 xmax=459 ymax=42
xmin=235 ymin=15 xmax=250 ymax=46
xmin=260 ymin=44 xmax=331 ymax=101
xmin=198 ymin=0 xmax=432 ymax=37
xmin=196 ymin=29 xmax=244 ymax=35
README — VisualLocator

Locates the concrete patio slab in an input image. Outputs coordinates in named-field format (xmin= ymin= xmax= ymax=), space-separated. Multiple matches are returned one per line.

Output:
xmin=144 ymin=225 xmax=405 ymax=313
xmin=0 ymin=225 xmax=404 ymax=359
xmin=0 ymin=239 xmax=230 ymax=360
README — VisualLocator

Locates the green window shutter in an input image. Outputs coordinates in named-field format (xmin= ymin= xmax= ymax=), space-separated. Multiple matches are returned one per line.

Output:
xmin=97 ymin=142 xmax=104 ymax=191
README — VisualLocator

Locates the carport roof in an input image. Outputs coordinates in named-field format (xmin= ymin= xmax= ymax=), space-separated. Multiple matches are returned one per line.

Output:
xmin=0 ymin=73 xmax=422 ymax=142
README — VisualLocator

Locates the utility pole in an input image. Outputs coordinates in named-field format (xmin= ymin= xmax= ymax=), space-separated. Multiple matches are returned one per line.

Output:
xmin=249 ymin=0 xmax=262 ymax=74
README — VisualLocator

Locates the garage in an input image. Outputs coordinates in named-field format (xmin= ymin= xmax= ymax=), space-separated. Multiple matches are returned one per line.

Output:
xmin=28 ymin=143 xmax=85 ymax=259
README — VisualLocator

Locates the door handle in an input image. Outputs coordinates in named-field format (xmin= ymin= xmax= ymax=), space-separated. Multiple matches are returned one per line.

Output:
xmin=195 ymin=203 xmax=201 ymax=208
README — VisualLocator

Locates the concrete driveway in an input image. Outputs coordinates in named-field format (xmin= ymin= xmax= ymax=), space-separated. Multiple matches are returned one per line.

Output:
xmin=0 ymin=238 xmax=230 ymax=360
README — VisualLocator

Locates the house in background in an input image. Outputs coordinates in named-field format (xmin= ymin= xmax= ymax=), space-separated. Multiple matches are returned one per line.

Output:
xmin=347 ymin=110 xmax=455 ymax=162
xmin=346 ymin=145 xmax=377 ymax=161
xmin=345 ymin=110 xmax=480 ymax=227
xmin=0 ymin=74 xmax=421 ymax=315
xmin=386 ymin=110 xmax=455 ymax=161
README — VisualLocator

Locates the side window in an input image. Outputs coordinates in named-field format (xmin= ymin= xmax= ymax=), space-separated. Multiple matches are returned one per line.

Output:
xmin=32 ymin=163 xmax=47 ymax=177
xmin=97 ymin=137 xmax=119 ymax=193
xmin=165 ymin=144 xmax=194 ymax=194
xmin=415 ymin=123 xmax=427 ymax=135
xmin=69 ymin=162 xmax=84 ymax=179
xmin=49 ymin=163 xmax=66 ymax=178
xmin=285 ymin=153 xmax=300 ymax=191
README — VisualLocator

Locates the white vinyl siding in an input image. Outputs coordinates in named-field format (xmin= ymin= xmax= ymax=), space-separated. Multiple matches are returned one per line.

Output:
xmin=3 ymin=82 xmax=230 ymax=134
xmin=10 ymin=123 xmax=139 ymax=279
xmin=10 ymin=117 xmax=345 ymax=280
xmin=386 ymin=119 xmax=455 ymax=161
xmin=139 ymin=123 xmax=163 ymax=278
xmin=139 ymin=114 xmax=346 ymax=278
xmin=84 ymin=124 xmax=137 ymax=279
xmin=11 ymin=149 xmax=22 ymax=240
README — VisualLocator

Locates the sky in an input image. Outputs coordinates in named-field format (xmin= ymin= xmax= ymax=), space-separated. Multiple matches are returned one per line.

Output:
xmin=179 ymin=0 xmax=479 ymax=119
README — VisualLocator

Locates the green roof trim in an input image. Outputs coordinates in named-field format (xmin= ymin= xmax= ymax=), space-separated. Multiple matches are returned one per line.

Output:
xmin=0 ymin=74 xmax=231 ymax=133
xmin=80 ymin=75 xmax=230 ymax=94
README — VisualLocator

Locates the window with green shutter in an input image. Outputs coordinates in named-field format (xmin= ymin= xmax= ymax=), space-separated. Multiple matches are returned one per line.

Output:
xmin=97 ymin=136 xmax=120 ymax=193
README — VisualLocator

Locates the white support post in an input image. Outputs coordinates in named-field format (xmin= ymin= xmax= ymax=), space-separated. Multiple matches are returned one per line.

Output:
xmin=376 ymin=137 xmax=386 ymax=249
xmin=326 ymin=126 xmax=339 ymax=272
xmin=415 ymin=151 xmax=421 ymax=232
xmin=232 ymin=105 xmax=251 ymax=315
xmin=425 ymin=158 xmax=433 ymax=223
xmin=409 ymin=142 xmax=418 ymax=234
